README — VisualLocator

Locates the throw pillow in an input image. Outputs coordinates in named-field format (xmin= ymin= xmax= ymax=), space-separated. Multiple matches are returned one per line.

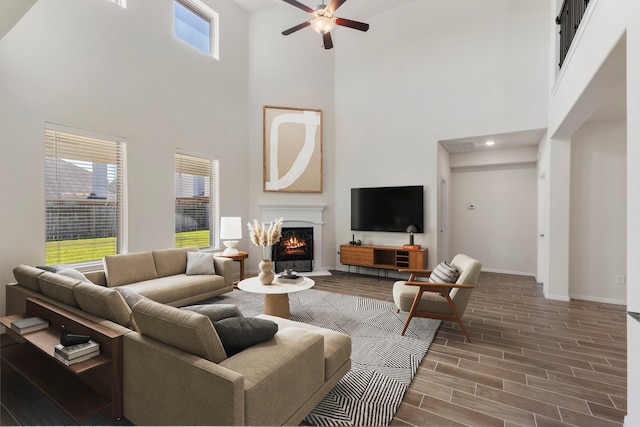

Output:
xmin=56 ymin=267 xmax=93 ymax=283
xmin=36 ymin=265 xmax=59 ymax=273
xmin=429 ymin=261 xmax=460 ymax=284
xmin=186 ymin=252 xmax=216 ymax=275
xmin=114 ymin=287 xmax=147 ymax=308
xmin=213 ymin=317 xmax=278 ymax=356
xmin=182 ymin=304 xmax=243 ymax=322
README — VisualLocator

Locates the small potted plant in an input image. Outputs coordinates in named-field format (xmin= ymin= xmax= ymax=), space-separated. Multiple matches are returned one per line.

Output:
xmin=247 ymin=217 xmax=283 ymax=284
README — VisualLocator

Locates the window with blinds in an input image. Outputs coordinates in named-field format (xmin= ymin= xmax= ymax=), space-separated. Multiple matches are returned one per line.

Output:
xmin=174 ymin=0 xmax=219 ymax=59
xmin=45 ymin=126 xmax=127 ymax=265
xmin=175 ymin=152 xmax=217 ymax=249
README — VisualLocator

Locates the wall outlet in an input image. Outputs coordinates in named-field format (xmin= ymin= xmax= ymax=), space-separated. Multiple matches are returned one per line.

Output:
xmin=615 ymin=275 xmax=625 ymax=285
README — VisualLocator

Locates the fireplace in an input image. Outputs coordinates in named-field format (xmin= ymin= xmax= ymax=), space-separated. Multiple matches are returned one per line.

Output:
xmin=260 ymin=204 xmax=327 ymax=274
xmin=272 ymin=227 xmax=313 ymax=273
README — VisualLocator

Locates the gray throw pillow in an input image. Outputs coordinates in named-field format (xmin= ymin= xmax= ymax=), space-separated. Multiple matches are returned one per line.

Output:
xmin=114 ymin=287 xmax=147 ymax=308
xmin=186 ymin=252 xmax=216 ymax=275
xmin=213 ymin=317 xmax=278 ymax=356
xmin=56 ymin=267 xmax=93 ymax=283
xmin=429 ymin=261 xmax=460 ymax=284
xmin=181 ymin=304 xmax=243 ymax=322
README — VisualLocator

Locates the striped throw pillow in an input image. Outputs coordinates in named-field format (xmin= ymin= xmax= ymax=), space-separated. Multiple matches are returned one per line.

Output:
xmin=429 ymin=261 xmax=460 ymax=284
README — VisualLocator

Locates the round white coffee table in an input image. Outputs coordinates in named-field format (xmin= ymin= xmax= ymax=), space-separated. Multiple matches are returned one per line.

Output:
xmin=237 ymin=276 xmax=315 ymax=318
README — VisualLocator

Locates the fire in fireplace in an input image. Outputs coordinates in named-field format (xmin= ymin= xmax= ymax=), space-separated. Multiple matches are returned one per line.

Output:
xmin=272 ymin=227 xmax=313 ymax=273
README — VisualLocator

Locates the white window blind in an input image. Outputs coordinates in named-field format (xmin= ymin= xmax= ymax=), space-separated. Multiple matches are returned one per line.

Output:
xmin=45 ymin=126 xmax=127 ymax=265
xmin=175 ymin=152 xmax=217 ymax=249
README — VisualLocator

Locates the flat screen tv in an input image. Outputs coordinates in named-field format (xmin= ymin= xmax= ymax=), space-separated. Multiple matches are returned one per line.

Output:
xmin=351 ymin=185 xmax=424 ymax=233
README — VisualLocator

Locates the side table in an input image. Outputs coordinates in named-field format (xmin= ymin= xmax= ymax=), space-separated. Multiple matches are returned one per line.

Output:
xmin=214 ymin=251 xmax=249 ymax=283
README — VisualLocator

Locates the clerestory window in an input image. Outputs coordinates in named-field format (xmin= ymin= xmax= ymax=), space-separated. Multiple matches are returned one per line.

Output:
xmin=44 ymin=125 xmax=127 ymax=265
xmin=174 ymin=0 xmax=219 ymax=59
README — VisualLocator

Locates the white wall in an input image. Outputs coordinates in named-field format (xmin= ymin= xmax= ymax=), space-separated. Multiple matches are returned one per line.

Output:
xmin=246 ymin=6 xmax=336 ymax=273
xmin=569 ymin=120 xmax=626 ymax=304
xmin=450 ymin=161 xmax=537 ymax=275
xmin=333 ymin=0 xmax=550 ymax=269
xmin=0 ymin=0 xmax=251 ymax=312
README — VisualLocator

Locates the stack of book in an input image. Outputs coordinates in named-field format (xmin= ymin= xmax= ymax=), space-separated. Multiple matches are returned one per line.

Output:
xmin=54 ymin=340 xmax=100 ymax=366
xmin=10 ymin=317 xmax=49 ymax=334
xmin=277 ymin=274 xmax=304 ymax=284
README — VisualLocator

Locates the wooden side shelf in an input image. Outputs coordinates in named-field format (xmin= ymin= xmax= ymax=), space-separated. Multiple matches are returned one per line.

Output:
xmin=0 ymin=297 xmax=124 ymax=421
xmin=340 ymin=244 xmax=428 ymax=272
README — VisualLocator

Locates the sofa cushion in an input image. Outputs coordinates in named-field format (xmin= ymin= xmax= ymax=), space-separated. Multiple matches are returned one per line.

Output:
xmin=213 ymin=317 xmax=278 ymax=356
xmin=12 ymin=265 xmax=45 ymax=292
xmin=74 ymin=282 xmax=135 ymax=328
xmin=429 ymin=261 xmax=460 ymax=284
xmin=152 ymin=246 xmax=199 ymax=278
xmin=104 ymin=251 xmax=158 ymax=287
xmin=181 ymin=304 xmax=243 ymax=322
xmin=257 ymin=314 xmax=351 ymax=381
xmin=38 ymin=271 xmax=81 ymax=307
xmin=132 ymin=298 xmax=227 ymax=363
xmin=121 ymin=274 xmax=226 ymax=305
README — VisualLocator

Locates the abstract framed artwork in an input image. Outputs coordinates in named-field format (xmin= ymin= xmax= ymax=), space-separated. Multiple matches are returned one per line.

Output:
xmin=263 ymin=106 xmax=323 ymax=193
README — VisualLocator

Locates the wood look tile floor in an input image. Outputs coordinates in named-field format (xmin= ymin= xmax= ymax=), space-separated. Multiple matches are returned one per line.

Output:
xmin=313 ymin=271 xmax=627 ymax=427
xmin=1 ymin=271 xmax=627 ymax=426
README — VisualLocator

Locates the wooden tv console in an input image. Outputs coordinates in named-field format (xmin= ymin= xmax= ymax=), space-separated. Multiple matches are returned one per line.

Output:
xmin=340 ymin=244 xmax=428 ymax=273
xmin=0 ymin=297 xmax=124 ymax=421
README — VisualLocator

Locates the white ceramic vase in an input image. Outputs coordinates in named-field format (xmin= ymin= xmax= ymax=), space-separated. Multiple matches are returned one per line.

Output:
xmin=258 ymin=260 xmax=275 ymax=285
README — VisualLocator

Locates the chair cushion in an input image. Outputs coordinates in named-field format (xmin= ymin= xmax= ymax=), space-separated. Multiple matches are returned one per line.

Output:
xmin=186 ymin=251 xmax=216 ymax=275
xmin=213 ymin=317 xmax=278 ymax=356
xmin=430 ymin=261 xmax=460 ymax=284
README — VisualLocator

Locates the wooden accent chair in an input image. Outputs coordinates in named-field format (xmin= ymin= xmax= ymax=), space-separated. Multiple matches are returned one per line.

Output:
xmin=392 ymin=254 xmax=482 ymax=342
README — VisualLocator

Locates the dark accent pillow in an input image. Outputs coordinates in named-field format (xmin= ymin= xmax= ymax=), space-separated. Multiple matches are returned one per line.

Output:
xmin=181 ymin=304 xmax=243 ymax=322
xmin=213 ymin=317 xmax=278 ymax=356
xmin=37 ymin=265 xmax=59 ymax=273
xmin=429 ymin=261 xmax=460 ymax=284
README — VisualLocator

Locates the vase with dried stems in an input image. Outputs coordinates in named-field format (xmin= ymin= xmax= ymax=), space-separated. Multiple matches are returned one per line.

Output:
xmin=247 ymin=217 xmax=283 ymax=285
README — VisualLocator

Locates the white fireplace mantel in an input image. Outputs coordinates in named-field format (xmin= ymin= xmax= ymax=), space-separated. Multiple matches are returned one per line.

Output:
xmin=260 ymin=204 xmax=328 ymax=274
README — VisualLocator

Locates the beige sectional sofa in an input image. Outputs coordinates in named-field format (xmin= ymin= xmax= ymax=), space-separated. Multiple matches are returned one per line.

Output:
xmin=5 ymin=247 xmax=352 ymax=426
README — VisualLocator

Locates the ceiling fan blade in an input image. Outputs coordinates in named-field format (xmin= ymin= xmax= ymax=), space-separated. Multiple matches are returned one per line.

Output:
xmin=326 ymin=0 xmax=347 ymax=13
xmin=323 ymin=32 xmax=334 ymax=49
xmin=282 ymin=0 xmax=315 ymax=14
xmin=282 ymin=21 xmax=311 ymax=35
xmin=335 ymin=17 xmax=370 ymax=32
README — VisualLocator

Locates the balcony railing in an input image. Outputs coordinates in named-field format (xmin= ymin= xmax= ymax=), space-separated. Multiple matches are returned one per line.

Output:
xmin=556 ymin=0 xmax=590 ymax=68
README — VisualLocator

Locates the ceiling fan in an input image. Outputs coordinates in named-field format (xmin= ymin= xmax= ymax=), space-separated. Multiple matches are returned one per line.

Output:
xmin=281 ymin=0 xmax=370 ymax=50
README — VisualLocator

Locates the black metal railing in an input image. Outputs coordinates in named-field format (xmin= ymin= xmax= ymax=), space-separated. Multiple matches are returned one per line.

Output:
xmin=556 ymin=0 xmax=590 ymax=68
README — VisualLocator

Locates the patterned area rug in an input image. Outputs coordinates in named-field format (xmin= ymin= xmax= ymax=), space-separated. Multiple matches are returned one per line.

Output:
xmin=207 ymin=289 xmax=441 ymax=426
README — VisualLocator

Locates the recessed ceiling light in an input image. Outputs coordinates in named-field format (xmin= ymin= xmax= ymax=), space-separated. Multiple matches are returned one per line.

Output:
xmin=485 ymin=140 xmax=496 ymax=146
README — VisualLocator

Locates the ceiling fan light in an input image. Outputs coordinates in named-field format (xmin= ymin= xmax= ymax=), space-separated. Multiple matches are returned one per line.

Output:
xmin=311 ymin=16 xmax=335 ymax=34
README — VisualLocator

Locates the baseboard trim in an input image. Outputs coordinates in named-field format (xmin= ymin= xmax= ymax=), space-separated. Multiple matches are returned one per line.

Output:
xmin=568 ymin=293 xmax=626 ymax=306
xmin=481 ymin=268 xmax=536 ymax=277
